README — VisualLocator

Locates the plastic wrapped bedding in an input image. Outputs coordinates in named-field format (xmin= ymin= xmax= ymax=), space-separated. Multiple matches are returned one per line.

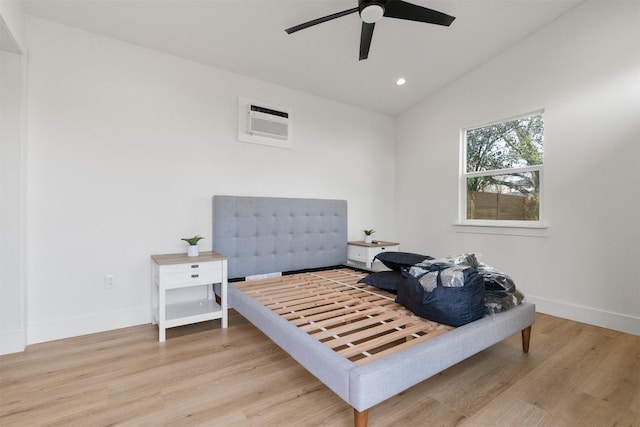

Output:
xmin=485 ymin=289 xmax=525 ymax=314
xmin=478 ymin=263 xmax=525 ymax=314
xmin=393 ymin=253 xmax=525 ymax=326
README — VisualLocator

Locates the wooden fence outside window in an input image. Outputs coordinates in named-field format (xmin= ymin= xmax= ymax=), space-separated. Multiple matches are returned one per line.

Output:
xmin=467 ymin=191 xmax=539 ymax=221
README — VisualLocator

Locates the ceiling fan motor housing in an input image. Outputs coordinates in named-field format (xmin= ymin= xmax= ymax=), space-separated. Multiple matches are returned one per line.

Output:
xmin=359 ymin=1 xmax=386 ymax=23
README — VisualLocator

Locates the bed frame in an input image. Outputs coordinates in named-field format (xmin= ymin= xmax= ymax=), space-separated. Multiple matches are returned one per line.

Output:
xmin=213 ymin=195 xmax=535 ymax=427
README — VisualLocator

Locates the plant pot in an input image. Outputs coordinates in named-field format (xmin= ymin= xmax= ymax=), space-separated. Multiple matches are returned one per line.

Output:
xmin=187 ymin=245 xmax=199 ymax=257
xmin=364 ymin=235 xmax=372 ymax=244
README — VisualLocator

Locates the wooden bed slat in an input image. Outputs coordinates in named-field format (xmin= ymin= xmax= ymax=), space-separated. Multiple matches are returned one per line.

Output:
xmin=324 ymin=317 xmax=423 ymax=348
xmin=337 ymin=323 xmax=443 ymax=358
xmin=297 ymin=305 xmax=386 ymax=330
xmin=353 ymin=325 xmax=451 ymax=365
xmin=270 ymin=290 xmax=364 ymax=313
xmin=233 ymin=268 xmax=453 ymax=364
xmin=311 ymin=311 xmax=401 ymax=341
xmin=286 ymin=301 xmax=380 ymax=324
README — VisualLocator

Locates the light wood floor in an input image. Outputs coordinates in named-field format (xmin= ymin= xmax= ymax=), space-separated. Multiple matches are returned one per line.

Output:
xmin=1 ymin=311 xmax=638 ymax=426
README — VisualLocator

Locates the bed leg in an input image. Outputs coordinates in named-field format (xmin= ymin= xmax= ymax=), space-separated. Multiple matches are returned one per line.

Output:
xmin=354 ymin=409 xmax=368 ymax=427
xmin=521 ymin=326 xmax=532 ymax=353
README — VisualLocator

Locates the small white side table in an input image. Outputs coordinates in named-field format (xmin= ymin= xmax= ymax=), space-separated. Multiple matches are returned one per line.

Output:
xmin=151 ymin=251 xmax=228 ymax=342
xmin=347 ymin=241 xmax=400 ymax=269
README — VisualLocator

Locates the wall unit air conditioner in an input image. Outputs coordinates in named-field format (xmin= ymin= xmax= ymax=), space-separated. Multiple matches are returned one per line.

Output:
xmin=247 ymin=104 xmax=289 ymax=140
xmin=237 ymin=97 xmax=293 ymax=149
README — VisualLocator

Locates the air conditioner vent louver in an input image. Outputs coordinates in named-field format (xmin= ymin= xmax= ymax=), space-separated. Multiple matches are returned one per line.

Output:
xmin=248 ymin=104 xmax=289 ymax=140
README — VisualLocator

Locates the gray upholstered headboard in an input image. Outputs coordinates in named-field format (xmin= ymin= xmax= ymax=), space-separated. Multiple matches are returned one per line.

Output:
xmin=212 ymin=195 xmax=348 ymax=279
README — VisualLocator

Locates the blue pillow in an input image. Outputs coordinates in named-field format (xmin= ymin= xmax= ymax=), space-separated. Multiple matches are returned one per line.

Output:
xmin=358 ymin=271 xmax=406 ymax=293
xmin=374 ymin=252 xmax=433 ymax=271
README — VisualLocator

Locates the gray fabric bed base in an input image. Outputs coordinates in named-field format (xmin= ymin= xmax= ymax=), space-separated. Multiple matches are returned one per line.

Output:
xmin=230 ymin=282 xmax=536 ymax=412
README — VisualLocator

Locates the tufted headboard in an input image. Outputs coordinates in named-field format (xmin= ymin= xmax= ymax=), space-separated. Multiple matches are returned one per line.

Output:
xmin=212 ymin=195 xmax=348 ymax=279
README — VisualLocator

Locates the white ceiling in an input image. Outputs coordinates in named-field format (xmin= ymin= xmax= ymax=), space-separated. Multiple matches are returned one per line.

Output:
xmin=21 ymin=0 xmax=583 ymax=116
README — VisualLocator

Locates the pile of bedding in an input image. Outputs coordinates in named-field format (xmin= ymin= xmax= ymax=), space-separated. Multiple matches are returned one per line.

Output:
xmin=358 ymin=252 xmax=524 ymax=326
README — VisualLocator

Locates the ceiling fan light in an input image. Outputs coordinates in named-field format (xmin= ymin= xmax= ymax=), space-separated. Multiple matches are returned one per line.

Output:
xmin=361 ymin=4 xmax=384 ymax=23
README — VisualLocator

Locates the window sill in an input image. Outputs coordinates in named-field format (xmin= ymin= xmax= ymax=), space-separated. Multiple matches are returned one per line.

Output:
xmin=453 ymin=223 xmax=548 ymax=237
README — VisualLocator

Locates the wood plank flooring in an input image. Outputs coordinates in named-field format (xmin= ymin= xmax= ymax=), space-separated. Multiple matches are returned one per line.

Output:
xmin=1 ymin=311 xmax=638 ymax=426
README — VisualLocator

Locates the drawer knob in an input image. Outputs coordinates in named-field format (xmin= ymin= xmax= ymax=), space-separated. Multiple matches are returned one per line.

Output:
xmin=191 ymin=274 xmax=199 ymax=278
xmin=191 ymin=264 xmax=199 ymax=269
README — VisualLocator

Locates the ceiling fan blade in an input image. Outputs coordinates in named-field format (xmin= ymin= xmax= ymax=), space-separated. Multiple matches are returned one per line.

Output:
xmin=359 ymin=22 xmax=375 ymax=61
xmin=384 ymin=1 xmax=455 ymax=26
xmin=285 ymin=7 xmax=359 ymax=34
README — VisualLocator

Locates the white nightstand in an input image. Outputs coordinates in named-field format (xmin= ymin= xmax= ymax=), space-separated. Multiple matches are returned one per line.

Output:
xmin=348 ymin=241 xmax=400 ymax=269
xmin=151 ymin=251 xmax=228 ymax=342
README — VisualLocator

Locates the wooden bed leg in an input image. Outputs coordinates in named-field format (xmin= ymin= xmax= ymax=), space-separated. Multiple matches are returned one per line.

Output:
xmin=521 ymin=326 xmax=532 ymax=353
xmin=354 ymin=409 xmax=368 ymax=427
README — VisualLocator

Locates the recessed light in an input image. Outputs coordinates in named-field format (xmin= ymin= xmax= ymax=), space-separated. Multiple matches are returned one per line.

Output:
xmin=396 ymin=77 xmax=406 ymax=86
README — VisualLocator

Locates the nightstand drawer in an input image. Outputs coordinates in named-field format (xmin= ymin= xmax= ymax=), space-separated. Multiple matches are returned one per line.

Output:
xmin=162 ymin=269 xmax=222 ymax=286
xmin=348 ymin=244 xmax=399 ymax=262
xmin=347 ymin=245 xmax=367 ymax=262
xmin=369 ymin=245 xmax=399 ymax=257
xmin=160 ymin=261 xmax=220 ymax=274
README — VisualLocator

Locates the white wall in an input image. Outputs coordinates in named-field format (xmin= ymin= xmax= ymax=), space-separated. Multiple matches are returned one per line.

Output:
xmin=0 ymin=50 xmax=26 ymax=354
xmin=396 ymin=1 xmax=640 ymax=335
xmin=0 ymin=0 xmax=26 ymax=52
xmin=24 ymin=17 xmax=396 ymax=344
xmin=0 ymin=1 xmax=27 ymax=354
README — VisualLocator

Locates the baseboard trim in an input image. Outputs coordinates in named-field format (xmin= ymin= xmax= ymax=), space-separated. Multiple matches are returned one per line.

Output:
xmin=27 ymin=305 xmax=152 ymax=345
xmin=526 ymin=295 xmax=639 ymax=336
xmin=0 ymin=329 xmax=26 ymax=355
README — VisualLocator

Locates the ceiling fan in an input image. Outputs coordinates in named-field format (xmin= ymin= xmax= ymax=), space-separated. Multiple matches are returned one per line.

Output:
xmin=285 ymin=0 xmax=456 ymax=61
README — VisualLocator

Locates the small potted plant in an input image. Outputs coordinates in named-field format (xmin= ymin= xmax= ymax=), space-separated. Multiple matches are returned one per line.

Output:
xmin=181 ymin=235 xmax=205 ymax=257
xmin=363 ymin=229 xmax=376 ymax=244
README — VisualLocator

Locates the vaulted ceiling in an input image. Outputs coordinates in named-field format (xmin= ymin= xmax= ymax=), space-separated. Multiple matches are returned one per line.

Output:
xmin=21 ymin=0 xmax=583 ymax=115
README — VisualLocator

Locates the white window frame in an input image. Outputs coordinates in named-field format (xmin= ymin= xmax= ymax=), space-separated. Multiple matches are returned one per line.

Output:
xmin=458 ymin=112 xmax=545 ymax=229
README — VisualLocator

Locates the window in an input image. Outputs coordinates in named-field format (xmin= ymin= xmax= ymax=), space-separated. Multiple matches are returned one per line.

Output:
xmin=461 ymin=112 xmax=544 ymax=227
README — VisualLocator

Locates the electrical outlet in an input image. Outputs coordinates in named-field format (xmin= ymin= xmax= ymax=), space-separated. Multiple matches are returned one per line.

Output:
xmin=104 ymin=274 xmax=116 ymax=289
